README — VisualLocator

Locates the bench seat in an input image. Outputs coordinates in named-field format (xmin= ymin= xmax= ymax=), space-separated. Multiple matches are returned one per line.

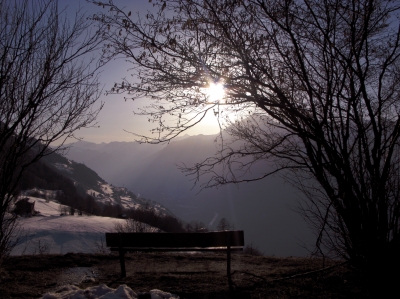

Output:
xmin=105 ymin=231 xmax=245 ymax=283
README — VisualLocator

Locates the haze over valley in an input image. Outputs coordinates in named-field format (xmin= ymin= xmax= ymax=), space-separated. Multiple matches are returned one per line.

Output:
xmin=66 ymin=133 xmax=314 ymax=256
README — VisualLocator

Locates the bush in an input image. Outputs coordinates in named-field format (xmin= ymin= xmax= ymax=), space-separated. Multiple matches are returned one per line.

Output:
xmin=243 ymin=244 xmax=264 ymax=256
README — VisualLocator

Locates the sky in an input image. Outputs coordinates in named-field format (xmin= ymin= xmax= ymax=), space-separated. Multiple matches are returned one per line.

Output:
xmin=64 ymin=0 xmax=221 ymax=144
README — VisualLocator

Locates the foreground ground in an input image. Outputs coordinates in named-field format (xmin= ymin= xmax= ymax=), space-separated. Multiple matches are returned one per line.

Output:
xmin=0 ymin=252 xmax=372 ymax=298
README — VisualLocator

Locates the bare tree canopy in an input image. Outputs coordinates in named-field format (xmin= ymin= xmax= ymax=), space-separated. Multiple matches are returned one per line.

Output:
xmin=217 ymin=217 xmax=235 ymax=231
xmin=0 ymin=0 xmax=104 ymax=261
xmin=94 ymin=0 xmax=400 ymax=278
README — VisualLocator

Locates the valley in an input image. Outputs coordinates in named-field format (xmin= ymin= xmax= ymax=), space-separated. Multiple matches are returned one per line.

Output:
xmin=65 ymin=134 xmax=315 ymax=257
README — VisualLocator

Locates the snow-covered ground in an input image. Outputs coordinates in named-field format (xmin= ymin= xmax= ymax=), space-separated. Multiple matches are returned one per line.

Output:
xmin=12 ymin=197 xmax=180 ymax=299
xmin=12 ymin=197 xmax=126 ymax=255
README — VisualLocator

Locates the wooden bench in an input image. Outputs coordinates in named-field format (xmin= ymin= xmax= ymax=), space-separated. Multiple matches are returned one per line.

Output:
xmin=105 ymin=231 xmax=244 ymax=282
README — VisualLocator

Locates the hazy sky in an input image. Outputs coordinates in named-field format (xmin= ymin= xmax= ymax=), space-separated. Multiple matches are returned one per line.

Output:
xmin=64 ymin=0 xmax=221 ymax=144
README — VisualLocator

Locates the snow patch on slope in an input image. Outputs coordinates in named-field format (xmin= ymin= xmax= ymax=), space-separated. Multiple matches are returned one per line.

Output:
xmin=54 ymin=163 xmax=73 ymax=174
xmin=100 ymin=183 xmax=113 ymax=195
xmin=12 ymin=197 xmax=126 ymax=255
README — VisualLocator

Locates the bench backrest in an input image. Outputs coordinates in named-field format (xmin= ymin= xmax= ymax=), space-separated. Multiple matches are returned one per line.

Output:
xmin=106 ymin=231 xmax=244 ymax=248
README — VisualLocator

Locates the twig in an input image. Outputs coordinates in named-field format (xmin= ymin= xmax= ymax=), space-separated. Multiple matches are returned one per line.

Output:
xmin=231 ymin=270 xmax=267 ymax=282
xmin=271 ymin=261 xmax=348 ymax=282
xmin=231 ymin=261 xmax=348 ymax=284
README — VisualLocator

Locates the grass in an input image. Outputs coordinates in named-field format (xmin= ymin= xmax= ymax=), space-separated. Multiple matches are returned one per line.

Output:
xmin=0 ymin=252 xmax=374 ymax=298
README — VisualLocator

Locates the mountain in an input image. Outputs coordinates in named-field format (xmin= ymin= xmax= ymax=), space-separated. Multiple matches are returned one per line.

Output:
xmin=64 ymin=141 xmax=167 ymax=195
xmin=20 ymin=150 xmax=170 ymax=216
xmin=66 ymin=135 xmax=316 ymax=257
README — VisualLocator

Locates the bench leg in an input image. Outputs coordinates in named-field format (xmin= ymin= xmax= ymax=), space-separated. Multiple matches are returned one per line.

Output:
xmin=227 ymin=245 xmax=231 ymax=278
xmin=227 ymin=245 xmax=233 ymax=290
xmin=119 ymin=249 xmax=126 ymax=277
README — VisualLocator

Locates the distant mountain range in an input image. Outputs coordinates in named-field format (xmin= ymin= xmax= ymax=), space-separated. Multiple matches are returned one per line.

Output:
xmin=65 ymin=134 xmax=316 ymax=256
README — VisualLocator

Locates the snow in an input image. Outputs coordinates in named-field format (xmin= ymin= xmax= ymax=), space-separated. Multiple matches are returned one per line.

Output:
xmin=87 ymin=189 xmax=101 ymax=197
xmin=12 ymin=197 xmax=179 ymax=299
xmin=120 ymin=196 xmax=140 ymax=210
xmin=100 ymin=183 xmax=114 ymax=195
xmin=120 ymin=196 xmax=132 ymax=202
xmin=86 ymin=182 xmax=167 ymax=215
xmin=54 ymin=163 xmax=74 ymax=174
xmin=12 ymin=197 xmax=127 ymax=255
xmin=23 ymin=189 xmax=61 ymax=200
xmin=41 ymin=284 xmax=179 ymax=299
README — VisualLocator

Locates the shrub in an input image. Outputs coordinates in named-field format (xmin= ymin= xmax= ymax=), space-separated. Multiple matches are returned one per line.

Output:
xmin=243 ymin=243 xmax=264 ymax=256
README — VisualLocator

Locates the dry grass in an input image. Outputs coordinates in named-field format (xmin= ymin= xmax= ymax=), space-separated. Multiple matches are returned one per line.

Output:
xmin=0 ymin=253 xmax=374 ymax=298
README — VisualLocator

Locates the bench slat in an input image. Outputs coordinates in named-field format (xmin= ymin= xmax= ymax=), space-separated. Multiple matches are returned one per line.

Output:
xmin=105 ymin=231 xmax=244 ymax=248
xmin=108 ymin=247 xmax=244 ymax=252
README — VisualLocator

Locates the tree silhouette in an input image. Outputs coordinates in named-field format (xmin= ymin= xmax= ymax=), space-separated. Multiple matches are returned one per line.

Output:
xmin=94 ymin=0 xmax=400 ymax=279
xmin=217 ymin=218 xmax=234 ymax=231
xmin=0 ymin=0 xmax=104 ymax=262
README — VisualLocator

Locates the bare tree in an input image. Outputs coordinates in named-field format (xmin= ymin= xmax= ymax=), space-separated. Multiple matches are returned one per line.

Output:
xmin=216 ymin=217 xmax=235 ymax=231
xmin=58 ymin=204 xmax=69 ymax=216
xmin=114 ymin=219 xmax=159 ymax=233
xmin=0 ymin=0 xmax=104 ymax=262
xmin=185 ymin=220 xmax=208 ymax=232
xmin=94 ymin=0 xmax=400 ymax=278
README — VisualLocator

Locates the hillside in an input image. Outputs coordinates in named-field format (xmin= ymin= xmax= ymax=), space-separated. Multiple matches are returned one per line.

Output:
xmin=40 ymin=151 xmax=168 ymax=214
xmin=18 ymin=149 xmax=171 ymax=219
xmin=12 ymin=197 xmax=128 ymax=255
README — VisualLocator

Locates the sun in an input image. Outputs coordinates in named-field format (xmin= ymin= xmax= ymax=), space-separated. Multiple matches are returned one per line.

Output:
xmin=205 ymin=82 xmax=225 ymax=102
xmin=188 ymin=80 xmax=229 ymax=134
